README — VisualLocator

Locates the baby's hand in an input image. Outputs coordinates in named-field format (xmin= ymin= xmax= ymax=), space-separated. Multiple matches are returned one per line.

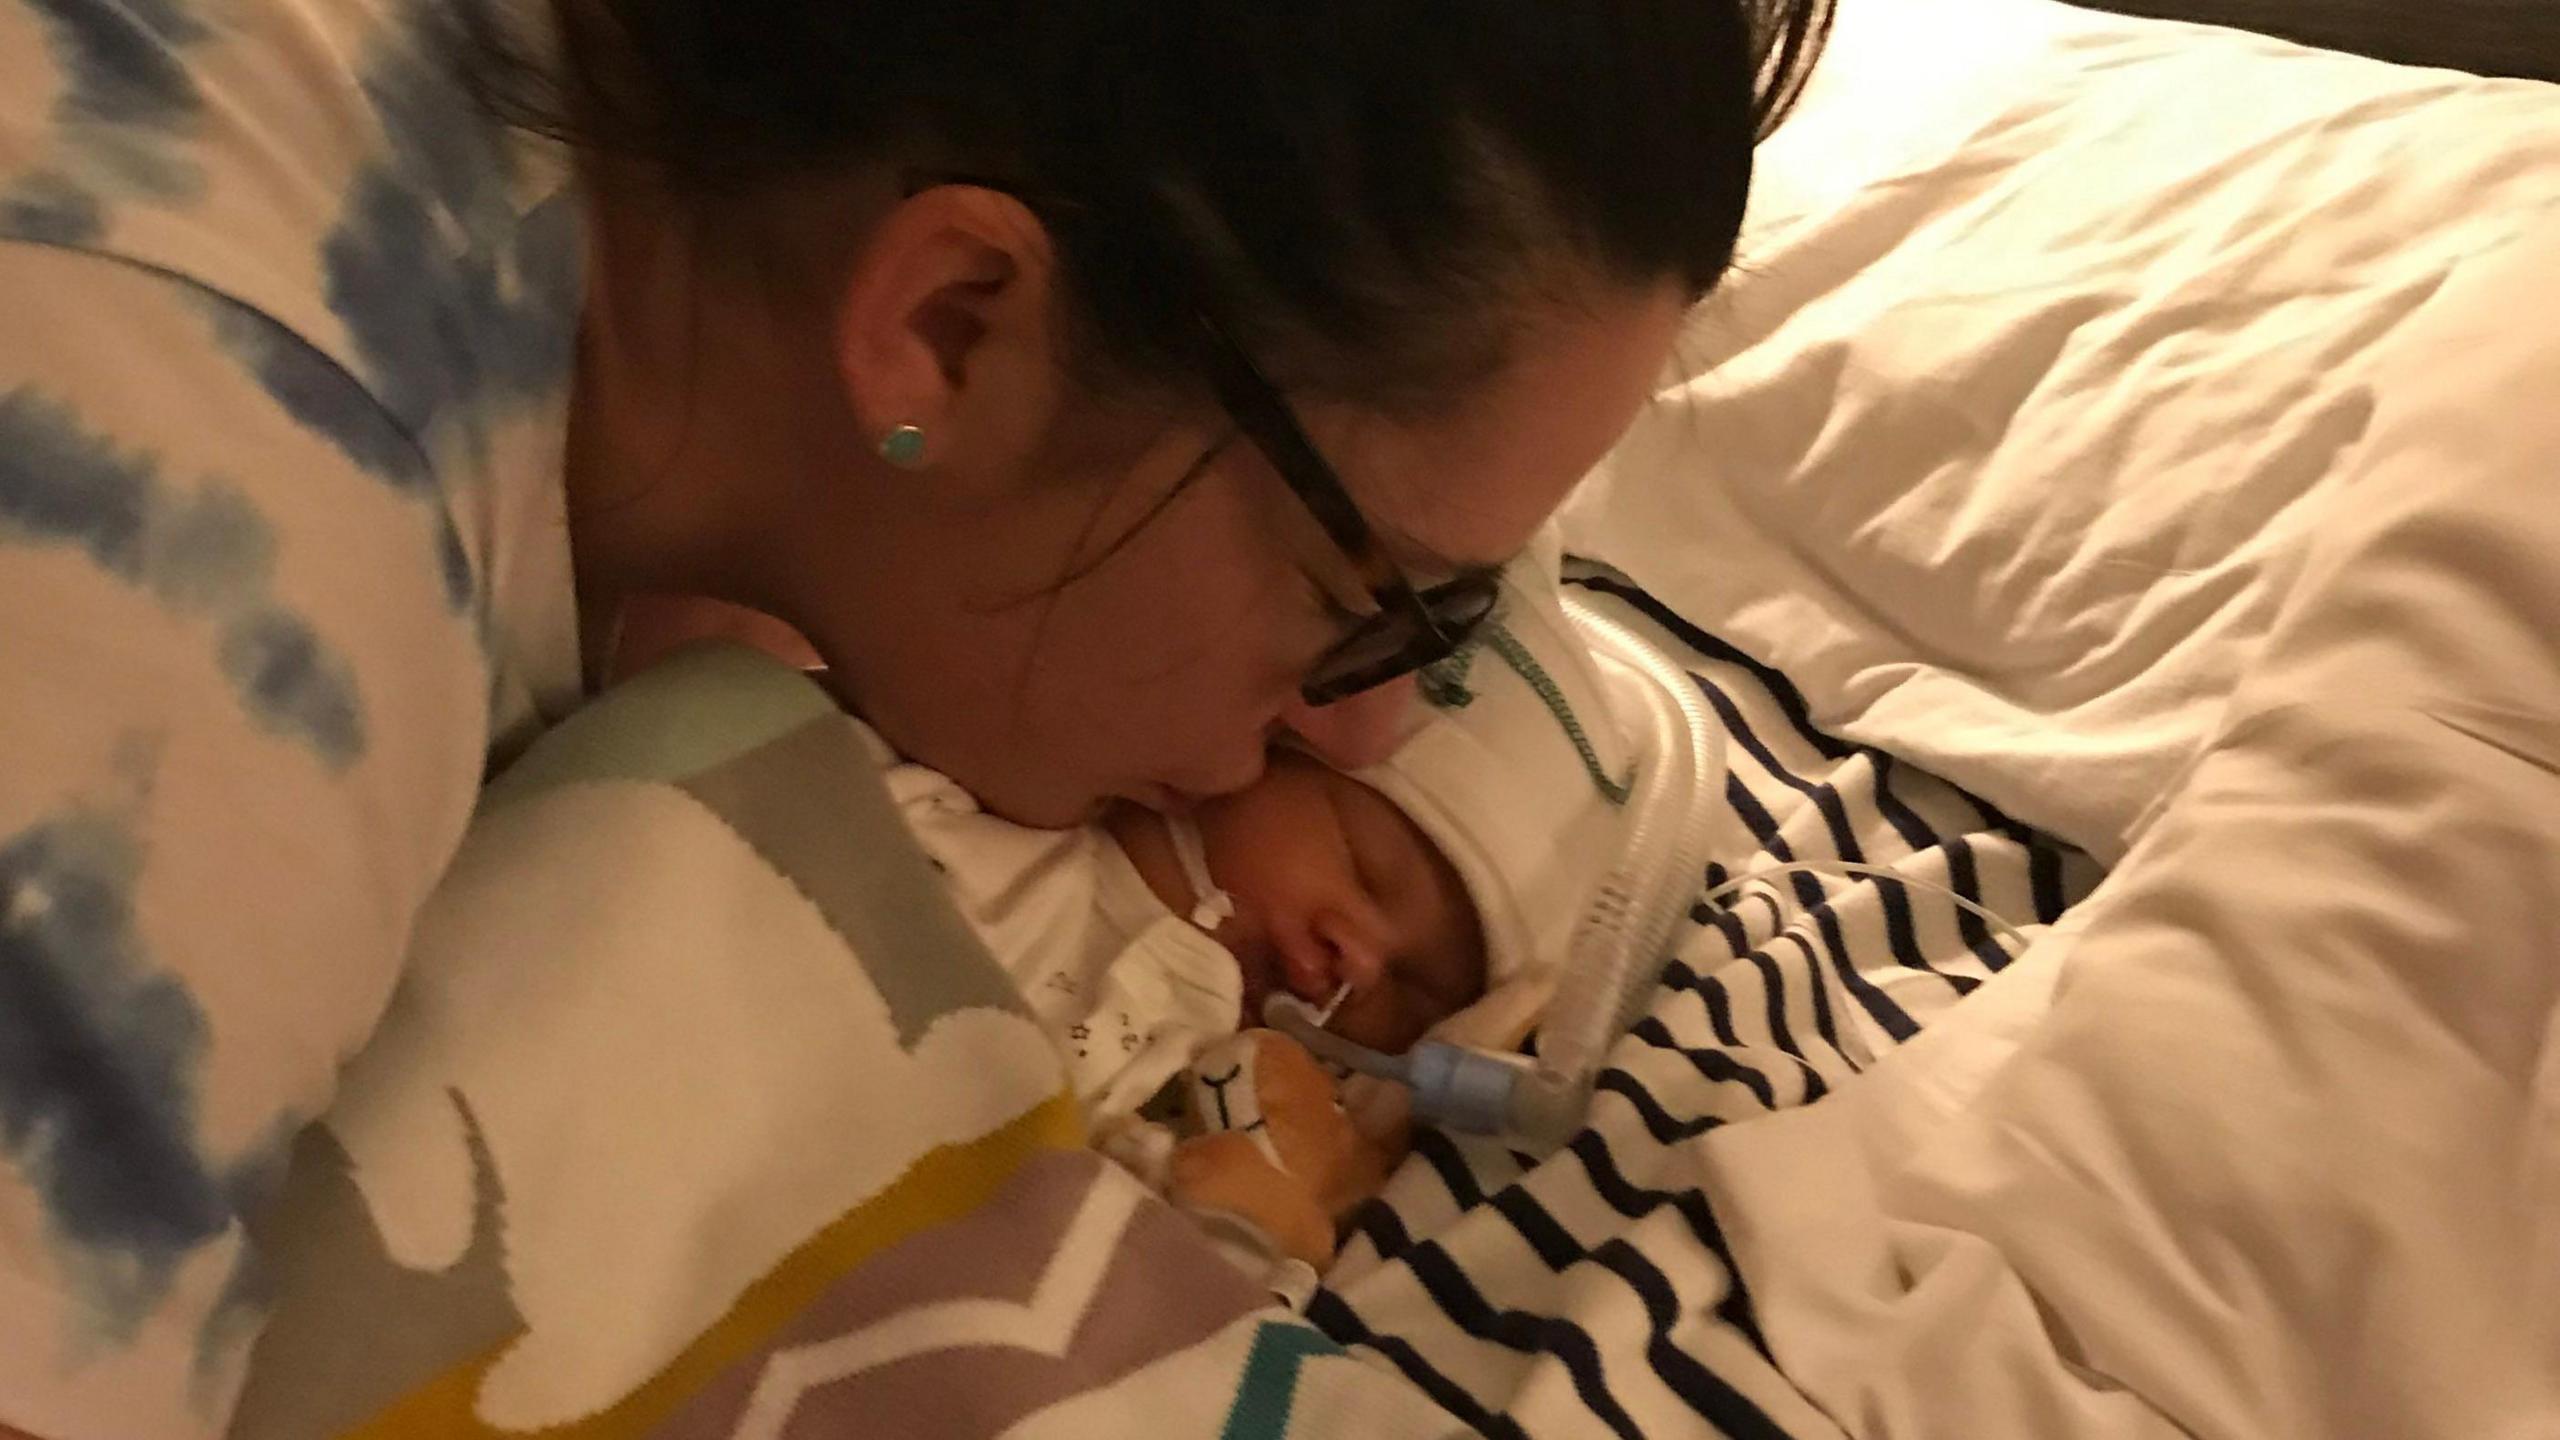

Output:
xmin=1091 ymin=1114 xmax=1176 ymax=1191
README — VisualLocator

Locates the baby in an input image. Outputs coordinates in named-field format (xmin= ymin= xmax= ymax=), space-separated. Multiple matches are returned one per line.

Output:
xmin=876 ymin=536 xmax=1643 ymax=1165
xmin=1108 ymin=751 xmax=1491 ymax=1058
xmin=876 ymin=722 xmax=1494 ymax=1129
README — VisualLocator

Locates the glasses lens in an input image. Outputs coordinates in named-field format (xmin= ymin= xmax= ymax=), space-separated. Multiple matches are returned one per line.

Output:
xmin=1300 ymin=574 xmax=1502 ymax=706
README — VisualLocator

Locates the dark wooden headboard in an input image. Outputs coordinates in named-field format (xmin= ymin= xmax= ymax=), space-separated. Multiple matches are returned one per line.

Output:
xmin=2061 ymin=0 xmax=2560 ymax=83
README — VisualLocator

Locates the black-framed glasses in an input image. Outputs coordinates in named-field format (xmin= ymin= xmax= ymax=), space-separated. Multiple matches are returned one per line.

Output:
xmin=897 ymin=170 xmax=1501 ymax=704
xmin=1189 ymin=315 xmax=1502 ymax=705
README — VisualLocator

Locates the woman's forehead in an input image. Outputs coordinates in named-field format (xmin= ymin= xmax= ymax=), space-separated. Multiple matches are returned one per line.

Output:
xmin=1312 ymin=287 xmax=1687 ymax=572
xmin=1309 ymin=410 xmax=1562 ymax=574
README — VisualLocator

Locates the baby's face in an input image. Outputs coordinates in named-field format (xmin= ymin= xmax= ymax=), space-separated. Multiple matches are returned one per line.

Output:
xmin=1191 ymin=751 xmax=1487 ymax=1054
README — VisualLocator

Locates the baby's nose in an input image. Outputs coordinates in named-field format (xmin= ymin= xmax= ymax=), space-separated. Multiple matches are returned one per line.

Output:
xmin=1276 ymin=906 xmax=1390 ymax=1002
xmin=1279 ymin=675 xmax=1419 ymax=772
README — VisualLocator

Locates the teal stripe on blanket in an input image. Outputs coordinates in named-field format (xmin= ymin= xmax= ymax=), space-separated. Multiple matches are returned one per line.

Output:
xmin=480 ymin=642 xmax=834 ymax=808
xmin=1220 ymin=1321 xmax=1348 ymax=1440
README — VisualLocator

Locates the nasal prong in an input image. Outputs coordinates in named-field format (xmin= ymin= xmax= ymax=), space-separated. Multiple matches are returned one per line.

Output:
xmin=1313 ymin=980 xmax=1352 ymax=1027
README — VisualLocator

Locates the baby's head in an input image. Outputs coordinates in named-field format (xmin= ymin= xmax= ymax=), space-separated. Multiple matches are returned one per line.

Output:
xmin=1122 ymin=530 xmax=1644 ymax=1062
xmin=1187 ymin=750 xmax=1488 ymax=1055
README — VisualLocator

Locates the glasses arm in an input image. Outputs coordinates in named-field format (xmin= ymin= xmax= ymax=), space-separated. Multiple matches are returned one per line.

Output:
xmin=1189 ymin=316 xmax=1381 ymax=561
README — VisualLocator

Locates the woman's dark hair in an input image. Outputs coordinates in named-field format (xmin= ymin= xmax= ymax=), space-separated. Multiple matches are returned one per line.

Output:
xmin=469 ymin=0 xmax=1830 ymax=409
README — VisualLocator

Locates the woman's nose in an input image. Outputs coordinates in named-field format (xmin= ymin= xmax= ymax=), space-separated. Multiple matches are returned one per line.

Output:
xmin=1279 ymin=674 xmax=1419 ymax=771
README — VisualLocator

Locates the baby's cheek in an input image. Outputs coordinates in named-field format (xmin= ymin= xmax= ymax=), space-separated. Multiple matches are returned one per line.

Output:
xmin=1335 ymin=990 xmax=1420 ymax=1055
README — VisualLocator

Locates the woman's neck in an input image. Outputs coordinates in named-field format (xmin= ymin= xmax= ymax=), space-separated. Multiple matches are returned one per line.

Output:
xmin=566 ymin=174 xmax=714 ymax=672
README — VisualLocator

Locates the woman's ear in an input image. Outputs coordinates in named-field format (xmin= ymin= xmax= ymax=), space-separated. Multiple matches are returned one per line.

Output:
xmin=830 ymin=185 xmax=1066 ymax=493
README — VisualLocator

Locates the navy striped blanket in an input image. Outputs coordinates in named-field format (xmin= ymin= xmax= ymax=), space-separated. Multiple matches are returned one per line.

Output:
xmin=1310 ymin=573 xmax=2105 ymax=1439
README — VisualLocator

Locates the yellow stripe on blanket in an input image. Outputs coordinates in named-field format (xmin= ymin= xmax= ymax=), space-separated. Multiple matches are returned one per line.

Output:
xmin=342 ymin=1092 xmax=1085 ymax=1438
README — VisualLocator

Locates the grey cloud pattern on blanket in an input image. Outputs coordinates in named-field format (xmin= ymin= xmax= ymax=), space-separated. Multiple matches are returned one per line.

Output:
xmin=677 ymin=715 xmax=1032 ymax=1049
xmin=228 ymin=1096 xmax=521 ymax=1440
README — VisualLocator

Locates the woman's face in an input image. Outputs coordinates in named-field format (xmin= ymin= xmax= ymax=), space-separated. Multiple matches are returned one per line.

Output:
xmin=575 ymin=184 xmax=1681 ymax=828
xmin=790 ymin=286 xmax=1684 ymax=828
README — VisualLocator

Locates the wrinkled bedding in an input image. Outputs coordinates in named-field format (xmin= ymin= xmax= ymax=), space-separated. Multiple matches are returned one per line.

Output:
xmin=1312 ymin=575 xmax=2103 ymax=1436
xmin=1681 ymin=221 xmax=2560 ymax=1435
xmin=1567 ymin=0 xmax=2560 ymax=865
xmin=1532 ymin=0 xmax=2560 ymax=1431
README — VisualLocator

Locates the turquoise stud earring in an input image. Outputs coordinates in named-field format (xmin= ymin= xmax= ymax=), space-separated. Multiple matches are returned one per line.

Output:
xmin=878 ymin=424 xmax=928 ymax=470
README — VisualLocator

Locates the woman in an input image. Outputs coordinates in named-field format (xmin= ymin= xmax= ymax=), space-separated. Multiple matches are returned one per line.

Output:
xmin=0 ymin=0 xmax=1824 ymax=1433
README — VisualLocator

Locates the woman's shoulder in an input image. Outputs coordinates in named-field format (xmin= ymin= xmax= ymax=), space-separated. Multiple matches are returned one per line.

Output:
xmin=3 ymin=0 xmax=590 ymax=738
xmin=5 ymin=0 xmax=583 ymax=392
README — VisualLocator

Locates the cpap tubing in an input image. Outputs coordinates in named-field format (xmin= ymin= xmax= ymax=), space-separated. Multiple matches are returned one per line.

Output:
xmin=1268 ymin=598 xmax=2036 ymax=1148
xmin=1519 ymin=602 xmax=2038 ymax=1141
xmin=1265 ymin=874 xmax=2034 ymax=1138
xmin=1502 ymin=598 xmax=1727 ymax=1146
xmin=1262 ymin=993 xmax=1410 ymax=1081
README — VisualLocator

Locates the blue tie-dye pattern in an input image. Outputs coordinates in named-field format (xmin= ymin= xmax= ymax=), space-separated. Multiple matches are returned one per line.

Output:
xmin=318 ymin=55 xmax=584 ymax=447
xmin=140 ymin=480 xmax=275 ymax=616
xmin=25 ymin=0 xmax=206 ymax=129
xmin=0 ymin=389 xmax=369 ymax=769
xmin=0 ymin=387 xmax=152 ymax=574
xmin=204 ymin=302 xmax=433 ymax=494
xmin=0 ymin=803 xmax=228 ymax=1344
xmin=0 ymin=169 xmax=107 ymax=246
xmin=335 ymin=17 xmax=586 ymax=417
xmin=209 ymin=12 xmax=583 ymax=623
xmin=201 ymin=298 xmax=476 ymax=613
xmin=219 ymin=609 xmax=365 ymax=765
xmin=2 ymin=0 xmax=214 ymax=232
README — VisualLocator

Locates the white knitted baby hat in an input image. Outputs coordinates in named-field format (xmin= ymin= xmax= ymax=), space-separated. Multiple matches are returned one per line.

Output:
xmin=1352 ymin=527 xmax=1648 ymax=1052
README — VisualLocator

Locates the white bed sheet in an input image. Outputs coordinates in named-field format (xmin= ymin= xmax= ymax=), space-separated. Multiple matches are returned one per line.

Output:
xmin=1697 ymin=214 xmax=2560 ymax=1439
xmin=1564 ymin=0 xmax=2560 ymax=864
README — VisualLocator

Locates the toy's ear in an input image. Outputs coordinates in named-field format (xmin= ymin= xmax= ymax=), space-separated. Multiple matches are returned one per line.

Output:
xmin=1185 ymin=1032 xmax=1271 ymax=1137
xmin=1227 ymin=1031 xmax=1402 ymax=1218
xmin=1186 ymin=1028 xmax=1348 ymax=1143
